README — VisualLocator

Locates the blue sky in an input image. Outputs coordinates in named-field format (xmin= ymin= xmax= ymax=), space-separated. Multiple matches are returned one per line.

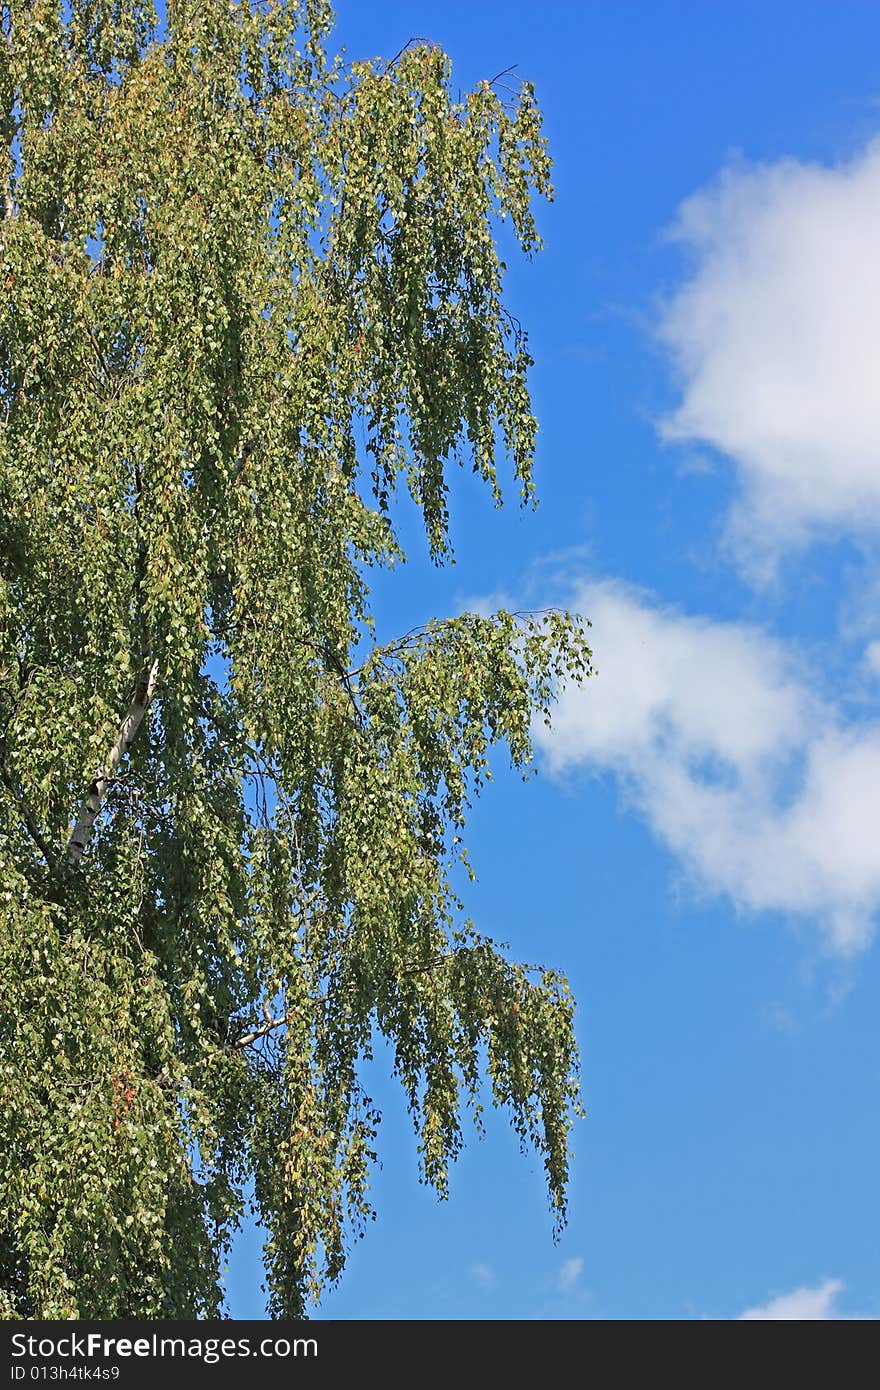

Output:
xmin=227 ymin=0 xmax=880 ymax=1320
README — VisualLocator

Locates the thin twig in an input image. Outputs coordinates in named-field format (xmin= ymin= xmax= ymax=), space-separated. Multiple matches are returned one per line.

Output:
xmin=485 ymin=64 xmax=517 ymax=88
xmin=384 ymin=37 xmax=434 ymax=73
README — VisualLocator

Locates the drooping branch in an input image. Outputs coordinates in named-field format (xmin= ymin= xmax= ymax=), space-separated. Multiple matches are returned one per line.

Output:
xmin=65 ymin=657 xmax=159 ymax=864
xmin=0 ymin=758 xmax=56 ymax=868
xmin=233 ymin=951 xmax=461 ymax=1048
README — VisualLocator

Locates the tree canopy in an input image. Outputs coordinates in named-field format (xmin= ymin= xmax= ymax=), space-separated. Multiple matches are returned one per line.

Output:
xmin=0 ymin=0 xmax=592 ymax=1318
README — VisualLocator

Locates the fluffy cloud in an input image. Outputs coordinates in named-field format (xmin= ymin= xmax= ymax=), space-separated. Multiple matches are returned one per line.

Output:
xmin=658 ymin=141 xmax=880 ymax=574
xmin=538 ymin=581 xmax=880 ymax=953
xmin=739 ymin=1278 xmax=846 ymax=1320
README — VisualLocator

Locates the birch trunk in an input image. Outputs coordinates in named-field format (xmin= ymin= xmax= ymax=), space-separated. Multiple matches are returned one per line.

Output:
xmin=66 ymin=657 xmax=159 ymax=864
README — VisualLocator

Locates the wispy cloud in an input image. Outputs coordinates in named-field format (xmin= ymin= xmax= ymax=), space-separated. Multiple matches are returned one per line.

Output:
xmin=470 ymin=1263 xmax=495 ymax=1290
xmin=558 ymin=1256 xmax=584 ymax=1292
xmin=658 ymin=141 xmax=880 ymax=578
xmin=537 ymin=580 xmax=880 ymax=953
xmin=739 ymin=1278 xmax=854 ymax=1319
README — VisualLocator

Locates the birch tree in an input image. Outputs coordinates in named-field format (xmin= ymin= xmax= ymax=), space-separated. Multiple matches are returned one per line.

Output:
xmin=0 ymin=0 xmax=592 ymax=1318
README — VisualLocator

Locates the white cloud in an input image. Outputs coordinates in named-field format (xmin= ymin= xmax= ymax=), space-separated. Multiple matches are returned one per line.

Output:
xmin=864 ymin=640 xmax=880 ymax=677
xmin=739 ymin=1278 xmax=847 ymax=1320
xmin=538 ymin=581 xmax=880 ymax=953
xmin=658 ymin=141 xmax=880 ymax=575
xmin=558 ymin=1257 xmax=584 ymax=1292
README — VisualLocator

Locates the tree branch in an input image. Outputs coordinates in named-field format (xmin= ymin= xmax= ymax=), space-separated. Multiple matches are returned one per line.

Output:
xmin=230 ymin=439 xmax=253 ymax=483
xmin=66 ymin=657 xmax=160 ymax=864
xmin=235 ymin=1010 xmax=291 ymax=1048
xmin=233 ymin=951 xmax=461 ymax=1048
xmin=486 ymin=63 xmax=517 ymax=88
xmin=0 ymin=759 xmax=56 ymax=867
xmin=383 ymin=37 xmax=434 ymax=73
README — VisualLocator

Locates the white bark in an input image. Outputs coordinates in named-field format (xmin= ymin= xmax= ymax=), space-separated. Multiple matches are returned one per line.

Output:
xmin=66 ymin=657 xmax=159 ymax=864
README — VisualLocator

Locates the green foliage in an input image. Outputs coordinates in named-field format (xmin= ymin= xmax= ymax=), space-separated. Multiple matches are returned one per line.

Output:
xmin=0 ymin=0 xmax=592 ymax=1318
